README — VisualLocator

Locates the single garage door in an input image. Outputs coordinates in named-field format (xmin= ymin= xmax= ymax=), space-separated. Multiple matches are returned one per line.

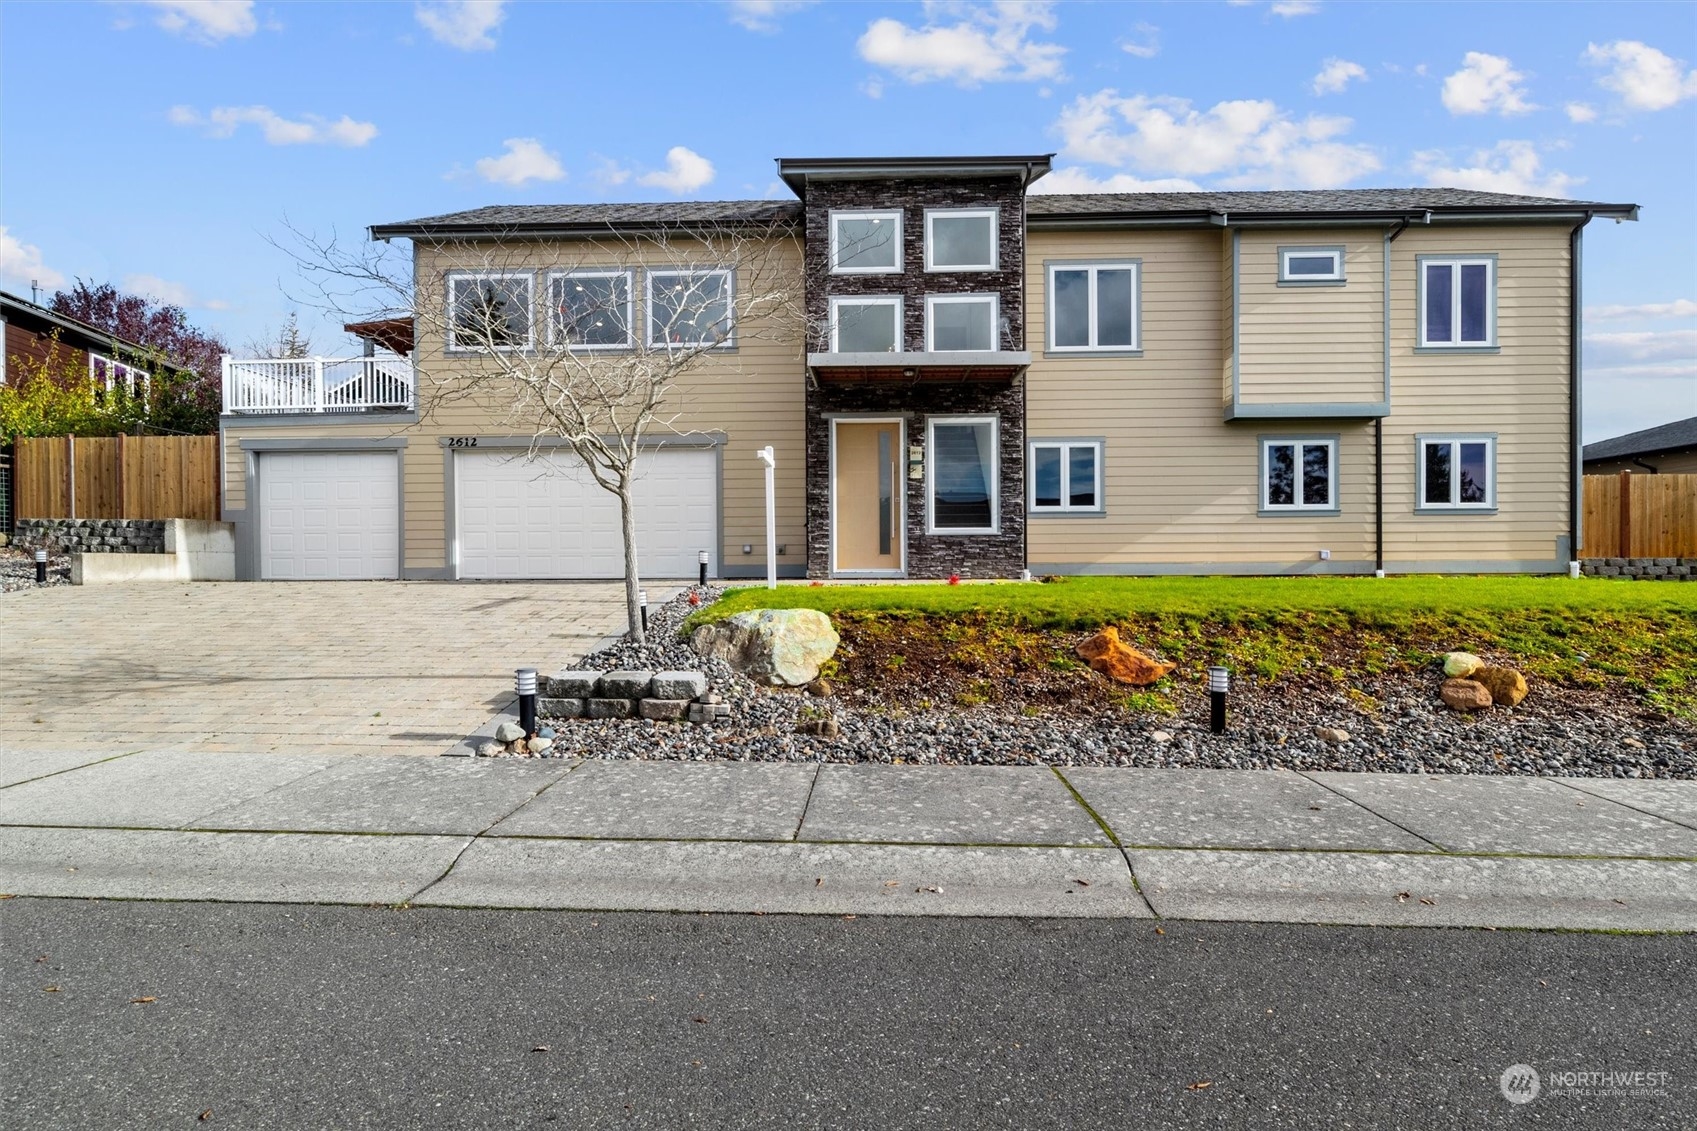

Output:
xmin=259 ymin=451 xmax=400 ymax=580
xmin=456 ymin=448 xmax=716 ymax=579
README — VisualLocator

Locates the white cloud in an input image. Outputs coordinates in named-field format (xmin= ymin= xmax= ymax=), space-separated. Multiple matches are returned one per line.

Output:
xmin=0 ymin=227 xmax=66 ymax=293
xmin=120 ymin=273 xmax=196 ymax=307
xmin=1411 ymin=140 xmax=1580 ymax=198
xmin=1120 ymin=22 xmax=1158 ymax=59
xmin=474 ymin=138 xmax=565 ymax=186
xmin=1028 ymin=167 xmax=1203 ymax=194
xmin=637 ymin=147 xmax=716 ymax=194
xmin=415 ymin=0 xmax=505 ymax=51
xmin=1584 ymin=40 xmax=1697 ymax=111
xmin=1587 ymin=299 xmax=1697 ymax=321
xmin=141 ymin=1 xmax=257 ymax=43
xmin=1565 ymin=101 xmax=1598 ymax=123
xmin=1054 ymin=90 xmax=1381 ymax=188
xmin=858 ymin=1 xmax=1066 ymax=86
xmin=727 ymin=0 xmax=815 ymax=32
xmin=1441 ymin=51 xmax=1536 ymax=116
xmin=1312 ymin=58 xmax=1367 ymax=95
xmin=1270 ymin=1 xmax=1319 ymax=15
xmin=589 ymin=156 xmax=633 ymax=188
xmin=169 ymin=104 xmax=379 ymax=147
xmin=1585 ymin=330 xmax=1697 ymax=365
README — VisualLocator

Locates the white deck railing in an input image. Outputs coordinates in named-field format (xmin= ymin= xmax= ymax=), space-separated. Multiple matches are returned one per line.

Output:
xmin=221 ymin=355 xmax=416 ymax=414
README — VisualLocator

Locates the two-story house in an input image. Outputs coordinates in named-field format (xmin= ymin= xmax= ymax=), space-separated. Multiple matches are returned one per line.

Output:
xmin=216 ymin=154 xmax=1637 ymax=582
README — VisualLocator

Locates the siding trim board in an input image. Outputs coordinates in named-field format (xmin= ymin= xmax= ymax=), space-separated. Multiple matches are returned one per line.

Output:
xmin=1226 ymin=402 xmax=1390 ymax=420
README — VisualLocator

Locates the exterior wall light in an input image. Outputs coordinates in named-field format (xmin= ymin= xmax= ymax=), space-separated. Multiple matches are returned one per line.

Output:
xmin=1207 ymin=666 xmax=1230 ymax=735
xmin=516 ymin=668 xmax=538 ymax=737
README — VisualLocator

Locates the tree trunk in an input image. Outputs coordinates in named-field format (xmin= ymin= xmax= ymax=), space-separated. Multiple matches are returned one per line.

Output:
xmin=618 ymin=480 xmax=644 ymax=644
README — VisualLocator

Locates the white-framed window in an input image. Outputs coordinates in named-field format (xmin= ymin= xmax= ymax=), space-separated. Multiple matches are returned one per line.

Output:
xmin=927 ymin=415 xmax=999 ymax=534
xmin=1279 ymin=246 xmax=1345 ymax=283
xmin=646 ymin=268 xmax=735 ymax=349
xmin=925 ymin=293 xmax=998 ymax=352
xmin=924 ymin=208 xmax=998 ymax=272
xmin=547 ymin=269 xmax=633 ymax=349
xmin=1030 ymin=440 xmax=1102 ymax=513
xmin=1047 ymin=262 xmax=1139 ymax=352
xmin=447 ymin=271 xmax=533 ymax=351
xmin=1419 ymin=256 xmax=1496 ymax=347
xmin=829 ymin=295 xmax=902 ymax=354
xmin=89 ymin=353 xmax=151 ymax=399
xmin=1418 ymin=435 xmax=1495 ymax=510
xmin=830 ymin=210 xmax=902 ymax=274
xmin=1261 ymin=437 xmax=1337 ymax=512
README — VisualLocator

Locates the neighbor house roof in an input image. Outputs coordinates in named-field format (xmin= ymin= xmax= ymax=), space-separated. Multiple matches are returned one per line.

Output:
xmin=1583 ymin=416 xmax=1697 ymax=463
xmin=0 ymin=289 xmax=187 ymax=370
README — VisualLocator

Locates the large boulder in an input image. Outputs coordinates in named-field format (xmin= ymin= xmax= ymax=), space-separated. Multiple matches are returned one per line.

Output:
xmin=1440 ymin=678 xmax=1493 ymax=711
xmin=1442 ymin=651 xmax=1485 ymax=678
xmin=1474 ymin=666 xmax=1528 ymax=707
xmin=1075 ymin=626 xmax=1175 ymax=686
xmin=690 ymin=608 xmax=840 ymax=687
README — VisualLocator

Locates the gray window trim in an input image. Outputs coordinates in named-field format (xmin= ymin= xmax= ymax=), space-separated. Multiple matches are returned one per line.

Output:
xmin=925 ymin=413 xmax=1000 ymax=535
xmin=222 ymin=409 xmax=420 ymax=428
xmin=827 ymin=294 xmax=904 ymax=354
xmin=829 ymin=208 xmax=903 ymax=275
xmin=1415 ymin=254 xmax=1498 ymax=349
xmin=923 ymin=206 xmax=1000 ymax=272
xmin=1258 ymin=433 xmax=1341 ymax=516
xmin=923 ymin=293 xmax=1000 ymax=353
xmin=1277 ymin=244 xmax=1347 ymax=286
xmin=1042 ymin=258 xmax=1142 ymax=355
xmin=444 ymin=270 xmax=535 ymax=354
xmin=645 ymin=266 xmax=738 ymax=351
xmin=545 ymin=268 xmax=636 ymax=352
xmin=1028 ymin=437 xmax=1106 ymax=517
xmin=1414 ymin=432 xmax=1499 ymax=514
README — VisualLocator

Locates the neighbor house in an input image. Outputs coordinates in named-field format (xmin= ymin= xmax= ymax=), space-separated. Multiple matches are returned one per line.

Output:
xmin=2 ymin=289 xmax=164 ymax=399
xmin=216 ymin=154 xmax=1638 ymax=582
xmin=1583 ymin=416 xmax=1697 ymax=476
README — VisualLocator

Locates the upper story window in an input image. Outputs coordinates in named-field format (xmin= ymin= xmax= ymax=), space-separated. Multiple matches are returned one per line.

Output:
xmin=830 ymin=295 xmax=901 ymax=354
xmin=1047 ymin=262 xmax=1139 ymax=352
xmin=1279 ymin=246 xmax=1345 ymax=284
xmin=925 ymin=294 xmax=998 ymax=352
xmin=548 ymin=270 xmax=633 ymax=350
xmin=647 ymin=269 xmax=734 ymax=348
xmin=925 ymin=208 xmax=998 ymax=272
xmin=1419 ymin=435 xmax=1495 ymax=510
xmin=830 ymin=210 xmax=902 ymax=274
xmin=1261 ymin=437 xmax=1336 ymax=513
xmin=448 ymin=271 xmax=533 ymax=351
xmin=90 ymin=353 xmax=150 ymax=399
xmin=1420 ymin=256 xmax=1496 ymax=348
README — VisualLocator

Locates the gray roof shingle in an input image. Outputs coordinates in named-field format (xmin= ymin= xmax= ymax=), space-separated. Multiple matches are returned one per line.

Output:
xmin=1583 ymin=416 xmax=1697 ymax=462
xmin=371 ymin=200 xmax=801 ymax=236
xmin=1025 ymin=187 xmax=1633 ymax=216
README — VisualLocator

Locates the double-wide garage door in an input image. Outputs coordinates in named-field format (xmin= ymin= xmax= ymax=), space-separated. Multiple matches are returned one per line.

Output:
xmin=456 ymin=448 xmax=716 ymax=579
xmin=259 ymin=451 xmax=400 ymax=580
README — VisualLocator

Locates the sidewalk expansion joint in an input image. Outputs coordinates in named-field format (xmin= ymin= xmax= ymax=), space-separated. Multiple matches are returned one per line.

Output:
xmin=1295 ymin=770 xmax=1450 ymax=852
xmin=1050 ymin=766 xmax=1160 ymax=918
xmin=1549 ymin=778 xmax=1697 ymax=834
xmin=0 ymin=750 xmax=144 ymax=791
xmin=789 ymin=763 xmax=824 ymax=842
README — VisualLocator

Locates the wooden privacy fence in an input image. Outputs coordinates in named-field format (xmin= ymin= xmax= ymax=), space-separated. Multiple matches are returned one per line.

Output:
xmin=1582 ymin=472 xmax=1697 ymax=557
xmin=14 ymin=434 xmax=219 ymax=521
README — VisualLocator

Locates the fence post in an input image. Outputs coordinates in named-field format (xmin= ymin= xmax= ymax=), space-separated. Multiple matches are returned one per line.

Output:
xmin=65 ymin=434 xmax=75 ymax=520
xmin=1618 ymin=469 xmax=1632 ymax=557
xmin=314 ymin=358 xmax=325 ymax=414
xmin=116 ymin=432 xmax=127 ymax=518
xmin=221 ymin=355 xmax=231 ymax=413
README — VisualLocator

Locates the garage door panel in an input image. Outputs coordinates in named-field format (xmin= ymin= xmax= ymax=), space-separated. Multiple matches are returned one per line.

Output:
xmin=260 ymin=452 xmax=400 ymax=581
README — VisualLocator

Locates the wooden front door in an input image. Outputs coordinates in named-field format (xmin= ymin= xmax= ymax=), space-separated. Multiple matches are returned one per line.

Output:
xmin=833 ymin=421 xmax=902 ymax=573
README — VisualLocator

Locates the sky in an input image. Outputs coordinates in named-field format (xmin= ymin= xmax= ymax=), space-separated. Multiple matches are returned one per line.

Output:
xmin=0 ymin=0 xmax=1692 ymax=443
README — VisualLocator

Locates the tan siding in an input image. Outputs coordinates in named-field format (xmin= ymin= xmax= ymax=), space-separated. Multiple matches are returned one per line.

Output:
xmin=1237 ymin=228 xmax=1384 ymax=405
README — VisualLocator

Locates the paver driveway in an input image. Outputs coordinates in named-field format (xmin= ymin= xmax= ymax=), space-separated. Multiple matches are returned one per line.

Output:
xmin=0 ymin=581 xmax=635 ymax=757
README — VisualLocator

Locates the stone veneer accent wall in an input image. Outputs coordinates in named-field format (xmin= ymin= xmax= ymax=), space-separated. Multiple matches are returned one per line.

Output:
xmin=13 ymin=518 xmax=167 ymax=554
xmin=1580 ymin=557 xmax=1697 ymax=580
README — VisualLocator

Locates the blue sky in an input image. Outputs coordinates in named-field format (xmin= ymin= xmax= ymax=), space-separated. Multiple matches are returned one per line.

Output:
xmin=1 ymin=0 xmax=1692 ymax=441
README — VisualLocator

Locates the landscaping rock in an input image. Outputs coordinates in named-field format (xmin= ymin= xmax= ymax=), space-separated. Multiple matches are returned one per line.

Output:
xmin=806 ymin=678 xmax=834 ymax=698
xmin=1440 ymin=679 xmax=1493 ymax=712
xmin=542 ymin=671 xmax=600 ymax=698
xmin=797 ymin=716 xmax=841 ymax=739
xmin=541 ymin=698 xmax=584 ymax=719
xmin=526 ymin=736 xmax=554 ymax=754
xmin=587 ymin=698 xmax=633 ymax=720
xmin=650 ymin=671 xmax=708 ymax=700
xmin=1075 ymin=626 xmax=1176 ymax=686
xmin=475 ymin=741 xmax=502 ymax=758
xmin=1150 ymin=730 xmax=1173 ymax=744
xmin=494 ymin=722 xmax=525 ymax=743
xmin=1316 ymin=727 xmax=1351 ymax=744
xmin=1474 ymin=666 xmax=1528 ymax=708
xmin=639 ymin=698 xmax=692 ymax=722
xmin=537 ymin=726 xmax=556 ymax=740
xmin=1442 ymin=652 xmax=1485 ymax=678
xmin=689 ymin=608 xmax=840 ymax=686
xmin=597 ymin=671 xmax=656 ymax=699
xmin=688 ymin=702 xmax=718 ymax=724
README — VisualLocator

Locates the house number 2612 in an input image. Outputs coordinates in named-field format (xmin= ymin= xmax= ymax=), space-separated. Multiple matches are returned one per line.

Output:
xmin=446 ymin=437 xmax=479 ymax=448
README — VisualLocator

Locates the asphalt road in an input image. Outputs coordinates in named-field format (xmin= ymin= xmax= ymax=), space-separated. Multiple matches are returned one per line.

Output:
xmin=2 ymin=900 xmax=1692 ymax=1130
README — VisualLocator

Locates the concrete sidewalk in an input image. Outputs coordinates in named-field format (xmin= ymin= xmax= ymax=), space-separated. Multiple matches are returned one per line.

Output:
xmin=1 ymin=749 xmax=1694 ymax=930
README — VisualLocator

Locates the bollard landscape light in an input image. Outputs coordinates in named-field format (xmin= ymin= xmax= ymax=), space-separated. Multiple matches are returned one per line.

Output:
xmin=516 ymin=668 xmax=538 ymax=737
xmin=35 ymin=549 xmax=47 ymax=584
xmin=1207 ymin=666 xmax=1230 ymax=735
xmin=698 ymin=549 xmax=709 ymax=588
xmin=639 ymin=589 xmax=649 ymax=632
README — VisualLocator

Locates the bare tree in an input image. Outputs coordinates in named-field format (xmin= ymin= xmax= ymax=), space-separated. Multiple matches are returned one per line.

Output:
xmin=278 ymin=215 xmax=802 ymax=642
xmin=244 ymin=311 xmax=314 ymax=359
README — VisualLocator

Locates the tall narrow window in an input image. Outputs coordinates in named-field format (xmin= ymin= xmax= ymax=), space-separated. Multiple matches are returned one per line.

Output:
xmin=928 ymin=416 xmax=999 ymax=533
xmin=1261 ymin=438 xmax=1337 ymax=512
xmin=1047 ymin=262 xmax=1139 ymax=352
xmin=925 ymin=208 xmax=998 ymax=271
xmin=830 ymin=210 xmax=902 ymax=274
xmin=647 ymin=269 xmax=734 ymax=348
xmin=448 ymin=272 xmax=533 ymax=351
xmin=1030 ymin=440 xmax=1102 ymax=513
xmin=1420 ymin=257 xmax=1495 ymax=347
xmin=1419 ymin=436 xmax=1495 ymax=509
xmin=548 ymin=270 xmax=633 ymax=349
xmin=925 ymin=294 xmax=998 ymax=352
xmin=829 ymin=296 xmax=902 ymax=353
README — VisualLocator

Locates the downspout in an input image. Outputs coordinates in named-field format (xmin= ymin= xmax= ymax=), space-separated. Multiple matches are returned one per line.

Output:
xmin=1631 ymin=458 xmax=1659 ymax=474
xmin=1376 ymin=217 xmax=1413 ymax=575
xmin=1570 ymin=213 xmax=1592 ymax=568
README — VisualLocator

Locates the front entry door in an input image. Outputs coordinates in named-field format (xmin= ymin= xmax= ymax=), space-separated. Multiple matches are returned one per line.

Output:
xmin=833 ymin=420 xmax=902 ymax=573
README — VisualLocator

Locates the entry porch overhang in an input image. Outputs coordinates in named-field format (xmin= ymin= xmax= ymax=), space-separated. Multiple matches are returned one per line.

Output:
xmin=806 ymin=351 xmax=1030 ymax=385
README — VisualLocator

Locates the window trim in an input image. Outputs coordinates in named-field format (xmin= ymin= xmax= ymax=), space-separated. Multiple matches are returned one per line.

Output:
xmin=1258 ymin=435 xmax=1340 ymax=516
xmin=1415 ymin=433 xmax=1498 ymax=513
xmin=1028 ymin=438 xmax=1105 ymax=516
xmin=923 ymin=207 xmax=1000 ymax=272
xmin=1416 ymin=254 xmax=1498 ymax=350
xmin=829 ymin=209 xmax=903 ymax=275
xmin=923 ymin=293 xmax=1000 ymax=353
xmin=445 ymin=270 xmax=535 ymax=353
xmin=645 ymin=267 xmax=737 ymax=350
xmin=827 ymin=294 xmax=903 ymax=354
xmin=1277 ymin=245 xmax=1346 ymax=286
xmin=1044 ymin=259 xmax=1142 ymax=355
xmin=545 ymin=268 xmax=635 ymax=351
xmin=89 ymin=352 xmax=151 ymax=401
xmin=926 ymin=413 xmax=1000 ymax=535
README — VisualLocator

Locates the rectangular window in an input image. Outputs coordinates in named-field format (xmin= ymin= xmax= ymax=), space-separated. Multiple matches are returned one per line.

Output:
xmin=928 ymin=415 xmax=999 ymax=533
xmin=829 ymin=296 xmax=902 ymax=354
xmin=925 ymin=294 xmax=998 ymax=352
xmin=1261 ymin=438 xmax=1336 ymax=512
xmin=89 ymin=353 xmax=150 ymax=399
xmin=925 ymin=208 xmax=998 ymax=272
xmin=1420 ymin=257 xmax=1495 ymax=347
xmin=647 ymin=269 xmax=734 ymax=348
xmin=1030 ymin=440 xmax=1102 ymax=513
xmin=1419 ymin=436 xmax=1495 ymax=509
xmin=1047 ymin=262 xmax=1138 ymax=351
xmin=547 ymin=270 xmax=633 ymax=349
xmin=830 ymin=210 xmax=902 ymax=274
xmin=1279 ymin=246 xmax=1345 ymax=283
xmin=448 ymin=272 xmax=533 ymax=351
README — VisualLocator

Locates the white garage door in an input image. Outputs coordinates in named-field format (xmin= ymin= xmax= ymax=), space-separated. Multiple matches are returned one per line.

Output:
xmin=259 ymin=451 xmax=400 ymax=580
xmin=456 ymin=448 xmax=716 ymax=579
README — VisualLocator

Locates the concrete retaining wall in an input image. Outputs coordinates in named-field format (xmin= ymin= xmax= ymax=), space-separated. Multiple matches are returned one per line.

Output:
xmin=70 ymin=519 xmax=235 ymax=584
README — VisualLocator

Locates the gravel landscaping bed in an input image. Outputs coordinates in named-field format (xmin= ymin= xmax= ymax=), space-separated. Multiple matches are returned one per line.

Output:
xmin=0 ymin=547 xmax=71 ymax=594
xmin=524 ymin=588 xmax=1697 ymax=779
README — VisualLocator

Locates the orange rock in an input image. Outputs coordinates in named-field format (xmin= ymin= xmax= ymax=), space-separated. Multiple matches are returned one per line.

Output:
xmin=1076 ymin=626 xmax=1176 ymax=686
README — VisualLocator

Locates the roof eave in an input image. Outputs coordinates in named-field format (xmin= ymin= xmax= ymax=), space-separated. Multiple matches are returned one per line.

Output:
xmin=776 ymin=154 xmax=1054 ymax=194
xmin=368 ymin=215 xmax=802 ymax=241
xmin=1027 ymin=203 xmax=1641 ymax=229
